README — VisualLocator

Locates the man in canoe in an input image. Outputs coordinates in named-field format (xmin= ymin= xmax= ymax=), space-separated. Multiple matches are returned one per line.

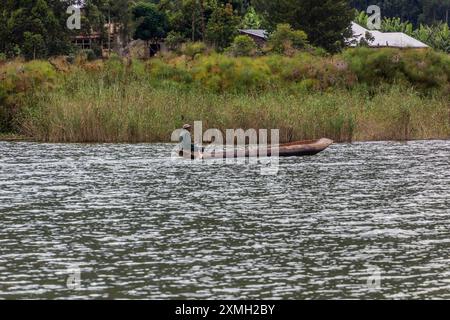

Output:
xmin=179 ymin=124 xmax=203 ymax=158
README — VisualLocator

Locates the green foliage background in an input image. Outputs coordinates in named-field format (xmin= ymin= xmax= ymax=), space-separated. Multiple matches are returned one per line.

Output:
xmin=1 ymin=1 xmax=449 ymax=59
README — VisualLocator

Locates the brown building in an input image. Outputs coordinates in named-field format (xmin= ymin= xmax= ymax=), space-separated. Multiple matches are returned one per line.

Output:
xmin=72 ymin=23 xmax=119 ymax=56
xmin=238 ymin=29 xmax=268 ymax=47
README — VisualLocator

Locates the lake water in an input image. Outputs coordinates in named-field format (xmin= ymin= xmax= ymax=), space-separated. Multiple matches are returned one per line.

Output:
xmin=0 ymin=140 xmax=449 ymax=299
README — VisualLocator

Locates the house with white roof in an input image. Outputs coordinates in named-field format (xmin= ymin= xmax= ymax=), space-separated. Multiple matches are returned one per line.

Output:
xmin=239 ymin=23 xmax=428 ymax=49
xmin=348 ymin=22 xmax=428 ymax=49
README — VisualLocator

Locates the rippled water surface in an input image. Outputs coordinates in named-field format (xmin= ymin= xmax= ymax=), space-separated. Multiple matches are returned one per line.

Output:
xmin=0 ymin=141 xmax=449 ymax=299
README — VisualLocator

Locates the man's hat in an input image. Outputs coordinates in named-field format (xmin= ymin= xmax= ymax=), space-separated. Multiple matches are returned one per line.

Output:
xmin=183 ymin=124 xmax=191 ymax=129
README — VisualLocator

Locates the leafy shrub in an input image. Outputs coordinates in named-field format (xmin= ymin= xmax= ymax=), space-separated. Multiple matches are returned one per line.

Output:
xmin=312 ymin=47 xmax=328 ymax=57
xmin=263 ymin=53 xmax=356 ymax=90
xmin=343 ymin=48 xmax=404 ymax=84
xmin=90 ymin=43 xmax=103 ymax=59
xmin=191 ymin=54 xmax=271 ymax=92
xmin=2 ymin=60 xmax=58 ymax=93
xmin=83 ymin=49 xmax=98 ymax=62
xmin=413 ymin=23 xmax=450 ymax=53
xmin=229 ymin=35 xmax=258 ymax=57
xmin=182 ymin=42 xmax=207 ymax=59
xmin=267 ymin=24 xmax=309 ymax=56
xmin=356 ymin=32 xmax=376 ymax=47
xmin=165 ymin=31 xmax=186 ymax=51
xmin=342 ymin=47 xmax=450 ymax=91
xmin=0 ymin=60 xmax=57 ymax=132
xmin=401 ymin=49 xmax=450 ymax=90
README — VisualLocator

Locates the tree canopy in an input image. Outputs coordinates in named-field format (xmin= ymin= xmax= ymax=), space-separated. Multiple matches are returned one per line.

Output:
xmin=0 ymin=0 xmax=74 ymax=58
xmin=350 ymin=0 xmax=450 ymax=26
xmin=132 ymin=2 xmax=168 ymax=43
xmin=1 ymin=0 xmax=449 ymax=59
xmin=206 ymin=3 xmax=240 ymax=50
xmin=253 ymin=0 xmax=354 ymax=52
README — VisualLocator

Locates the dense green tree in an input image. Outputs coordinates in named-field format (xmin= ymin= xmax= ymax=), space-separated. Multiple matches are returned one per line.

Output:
xmin=217 ymin=0 xmax=250 ymax=15
xmin=0 ymin=0 xmax=134 ymax=58
xmin=23 ymin=32 xmax=46 ymax=59
xmin=1 ymin=0 xmax=449 ymax=59
xmin=0 ymin=0 xmax=74 ymax=58
xmin=254 ymin=0 xmax=354 ymax=52
xmin=108 ymin=0 xmax=133 ymax=45
xmin=229 ymin=34 xmax=258 ymax=56
xmin=420 ymin=0 xmax=450 ymax=25
xmin=158 ymin=1 xmax=250 ymax=42
xmin=206 ymin=3 xmax=240 ymax=50
xmin=158 ymin=0 xmax=218 ymax=41
xmin=80 ymin=0 xmax=106 ymax=36
xmin=350 ymin=0 xmax=450 ymax=26
xmin=267 ymin=23 xmax=308 ymax=55
xmin=240 ymin=6 xmax=264 ymax=29
xmin=78 ymin=0 xmax=134 ymax=51
xmin=132 ymin=2 xmax=168 ymax=44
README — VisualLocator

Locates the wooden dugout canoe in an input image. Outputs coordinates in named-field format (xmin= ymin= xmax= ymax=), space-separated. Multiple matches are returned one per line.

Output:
xmin=182 ymin=138 xmax=333 ymax=159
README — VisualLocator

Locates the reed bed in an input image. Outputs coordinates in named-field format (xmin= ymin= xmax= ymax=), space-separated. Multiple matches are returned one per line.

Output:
xmin=20 ymin=80 xmax=450 ymax=143
xmin=2 ymin=49 xmax=450 ymax=143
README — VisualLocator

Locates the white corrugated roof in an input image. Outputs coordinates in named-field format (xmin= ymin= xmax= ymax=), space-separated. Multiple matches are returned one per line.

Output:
xmin=351 ymin=22 xmax=369 ymax=38
xmin=238 ymin=24 xmax=428 ymax=48
xmin=238 ymin=29 xmax=268 ymax=39
xmin=348 ymin=22 xmax=428 ymax=48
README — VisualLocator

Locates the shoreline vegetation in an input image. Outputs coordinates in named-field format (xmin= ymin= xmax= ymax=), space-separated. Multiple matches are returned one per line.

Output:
xmin=1 ymin=48 xmax=450 ymax=144
xmin=0 ymin=133 xmax=32 ymax=142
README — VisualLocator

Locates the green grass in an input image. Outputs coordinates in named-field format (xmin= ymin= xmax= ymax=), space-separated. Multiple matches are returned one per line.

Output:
xmin=2 ymin=49 xmax=450 ymax=143
xmin=19 ymin=79 xmax=450 ymax=143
